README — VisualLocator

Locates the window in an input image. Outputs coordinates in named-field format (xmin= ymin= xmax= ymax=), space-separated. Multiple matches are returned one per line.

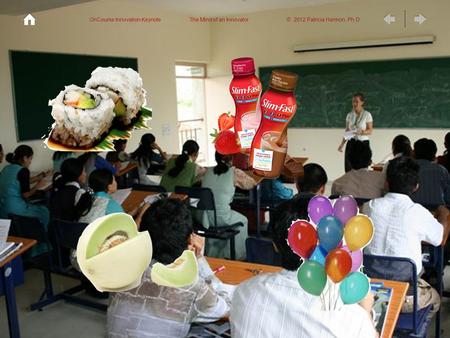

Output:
xmin=175 ymin=63 xmax=208 ymax=164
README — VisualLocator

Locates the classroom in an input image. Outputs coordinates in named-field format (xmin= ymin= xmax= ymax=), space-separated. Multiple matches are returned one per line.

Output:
xmin=0 ymin=0 xmax=449 ymax=337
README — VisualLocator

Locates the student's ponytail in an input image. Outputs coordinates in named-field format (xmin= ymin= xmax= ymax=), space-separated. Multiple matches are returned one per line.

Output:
xmin=5 ymin=153 xmax=14 ymax=163
xmin=6 ymin=145 xmax=33 ymax=164
xmin=168 ymin=140 xmax=199 ymax=178
xmin=213 ymin=152 xmax=231 ymax=175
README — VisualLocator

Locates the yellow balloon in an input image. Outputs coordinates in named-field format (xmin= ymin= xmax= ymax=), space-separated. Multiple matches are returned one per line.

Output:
xmin=344 ymin=215 xmax=374 ymax=251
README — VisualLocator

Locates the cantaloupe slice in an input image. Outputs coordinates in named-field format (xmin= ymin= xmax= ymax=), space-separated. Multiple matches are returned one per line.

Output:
xmin=151 ymin=250 xmax=198 ymax=288
xmin=77 ymin=213 xmax=152 ymax=292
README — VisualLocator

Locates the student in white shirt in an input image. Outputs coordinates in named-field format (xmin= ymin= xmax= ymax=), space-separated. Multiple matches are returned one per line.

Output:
xmin=364 ymin=156 xmax=449 ymax=315
xmin=231 ymin=197 xmax=377 ymax=338
xmin=338 ymin=93 xmax=374 ymax=172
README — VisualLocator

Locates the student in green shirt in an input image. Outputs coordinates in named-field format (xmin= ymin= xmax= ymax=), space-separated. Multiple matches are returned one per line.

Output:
xmin=160 ymin=140 xmax=204 ymax=192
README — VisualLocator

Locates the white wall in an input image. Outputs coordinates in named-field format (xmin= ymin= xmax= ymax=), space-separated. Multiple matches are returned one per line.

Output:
xmin=205 ymin=0 xmax=450 ymax=179
xmin=0 ymin=0 xmax=210 ymax=171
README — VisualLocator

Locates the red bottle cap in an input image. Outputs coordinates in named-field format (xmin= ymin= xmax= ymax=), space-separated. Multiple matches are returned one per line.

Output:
xmin=231 ymin=57 xmax=255 ymax=76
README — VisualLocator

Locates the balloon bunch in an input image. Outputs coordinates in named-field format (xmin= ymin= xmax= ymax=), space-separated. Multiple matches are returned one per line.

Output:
xmin=288 ymin=195 xmax=374 ymax=309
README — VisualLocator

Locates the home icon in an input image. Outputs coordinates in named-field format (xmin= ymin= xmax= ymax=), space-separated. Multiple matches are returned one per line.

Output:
xmin=24 ymin=14 xmax=36 ymax=26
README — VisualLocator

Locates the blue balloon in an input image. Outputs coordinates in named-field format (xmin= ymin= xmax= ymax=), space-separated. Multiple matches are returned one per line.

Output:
xmin=317 ymin=216 xmax=343 ymax=252
xmin=310 ymin=246 xmax=327 ymax=266
xmin=339 ymin=272 xmax=370 ymax=304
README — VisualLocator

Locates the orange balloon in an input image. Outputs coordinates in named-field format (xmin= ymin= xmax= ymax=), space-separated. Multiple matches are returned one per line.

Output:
xmin=325 ymin=248 xmax=352 ymax=283
xmin=344 ymin=215 xmax=374 ymax=251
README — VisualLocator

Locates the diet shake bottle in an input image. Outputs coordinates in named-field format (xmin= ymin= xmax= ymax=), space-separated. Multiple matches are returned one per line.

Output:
xmin=250 ymin=70 xmax=298 ymax=178
xmin=230 ymin=57 xmax=262 ymax=153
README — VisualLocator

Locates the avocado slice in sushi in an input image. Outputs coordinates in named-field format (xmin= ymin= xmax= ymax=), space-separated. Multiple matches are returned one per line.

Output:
xmin=64 ymin=92 xmax=96 ymax=109
xmin=77 ymin=213 xmax=152 ymax=292
xmin=151 ymin=250 xmax=198 ymax=288
xmin=114 ymin=98 xmax=127 ymax=117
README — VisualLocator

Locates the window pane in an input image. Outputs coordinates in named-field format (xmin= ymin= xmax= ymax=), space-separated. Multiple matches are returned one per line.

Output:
xmin=176 ymin=78 xmax=205 ymax=121
xmin=176 ymin=64 xmax=205 ymax=78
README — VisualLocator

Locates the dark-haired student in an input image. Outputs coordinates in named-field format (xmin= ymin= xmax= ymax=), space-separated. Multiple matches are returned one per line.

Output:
xmin=52 ymin=151 xmax=75 ymax=172
xmin=364 ymin=156 xmax=448 ymax=315
xmin=105 ymin=139 xmax=131 ymax=173
xmin=0 ymin=145 xmax=50 ymax=255
xmin=78 ymin=169 xmax=124 ymax=223
xmin=231 ymin=197 xmax=377 ymax=338
xmin=332 ymin=140 xmax=385 ymax=199
xmin=382 ymin=135 xmax=412 ymax=172
xmin=296 ymin=163 xmax=328 ymax=197
xmin=437 ymin=132 xmax=450 ymax=173
xmin=131 ymin=133 xmax=168 ymax=184
xmin=107 ymin=199 xmax=233 ymax=338
xmin=160 ymin=140 xmax=206 ymax=192
xmin=201 ymin=152 xmax=256 ymax=260
xmin=50 ymin=158 xmax=92 ymax=222
xmin=411 ymin=138 xmax=450 ymax=206
xmin=0 ymin=144 xmax=4 ymax=163
xmin=78 ymin=152 xmax=117 ymax=179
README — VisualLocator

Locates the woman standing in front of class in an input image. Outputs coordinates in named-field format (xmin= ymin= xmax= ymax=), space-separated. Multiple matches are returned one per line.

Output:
xmin=338 ymin=93 xmax=374 ymax=172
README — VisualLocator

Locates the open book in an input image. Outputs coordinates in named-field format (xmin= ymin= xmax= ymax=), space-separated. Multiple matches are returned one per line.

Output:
xmin=371 ymin=282 xmax=393 ymax=337
xmin=0 ymin=219 xmax=23 ymax=262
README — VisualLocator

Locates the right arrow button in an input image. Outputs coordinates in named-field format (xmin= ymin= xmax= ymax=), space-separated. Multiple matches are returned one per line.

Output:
xmin=414 ymin=14 xmax=426 ymax=24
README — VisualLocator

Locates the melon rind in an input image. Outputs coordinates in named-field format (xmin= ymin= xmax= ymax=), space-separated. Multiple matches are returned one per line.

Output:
xmin=151 ymin=250 xmax=198 ymax=288
xmin=77 ymin=213 xmax=152 ymax=292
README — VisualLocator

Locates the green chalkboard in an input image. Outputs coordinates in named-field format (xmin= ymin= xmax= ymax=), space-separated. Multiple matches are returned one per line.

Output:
xmin=10 ymin=51 xmax=138 ymax=141
xmin=259 ymin=57 xmax=450 ymax=128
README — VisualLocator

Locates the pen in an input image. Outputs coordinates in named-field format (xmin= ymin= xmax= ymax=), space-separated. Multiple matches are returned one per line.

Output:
xmin=213 ymin=265 xmax=225 ymax=274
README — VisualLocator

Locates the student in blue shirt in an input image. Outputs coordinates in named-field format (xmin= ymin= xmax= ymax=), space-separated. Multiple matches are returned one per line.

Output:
xmin=79 ymin=169 xmax=123 ymax=223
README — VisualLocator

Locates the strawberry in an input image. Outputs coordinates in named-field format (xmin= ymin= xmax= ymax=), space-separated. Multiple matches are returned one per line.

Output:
xmin=210 ymin=129 xmax=240 ymax=155
xmin=218 ymin=112 xmax=235 ymax=131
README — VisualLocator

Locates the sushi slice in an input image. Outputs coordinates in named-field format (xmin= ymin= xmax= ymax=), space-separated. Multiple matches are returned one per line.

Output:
xmin=49 ymin=85 xmax=115 ymax=149
xmin=85 ymin=67 xmax=146 ymax=126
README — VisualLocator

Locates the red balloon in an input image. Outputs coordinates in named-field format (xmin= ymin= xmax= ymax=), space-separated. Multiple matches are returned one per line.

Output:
xmin=287 ymin=220 xmax=317 ymax=259
xmin=325 ymin=248 xmax=352 ymax=283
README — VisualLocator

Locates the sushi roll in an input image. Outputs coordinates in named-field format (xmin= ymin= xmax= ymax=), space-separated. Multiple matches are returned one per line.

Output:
xmin=49 ymin=85 xmax=115 ymax=148
xmin=85 ymin=67 xmax=146 ymax=126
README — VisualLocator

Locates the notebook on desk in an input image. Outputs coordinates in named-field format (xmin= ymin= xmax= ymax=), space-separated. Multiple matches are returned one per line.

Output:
xmin=0 ymin=219 xmax=23 ymax=262
xmin=371 ymin=282 xmax=393 ymax=337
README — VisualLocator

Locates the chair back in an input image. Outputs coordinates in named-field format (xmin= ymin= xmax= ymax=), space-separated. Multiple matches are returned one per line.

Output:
xmin=51 ymin=219 xmax=88 ymax=250
xmin=9 ymin=214 xmax=49 ymax=244
xmin=175 ymin=186 xmax=218 ymax=227
xmin=246 ymin=237 xmax=281 ymax=266
xmin=132 ymin=183 xmax=166 ymax=193
xmin=363 ymin=254 xmax=421 ymax=332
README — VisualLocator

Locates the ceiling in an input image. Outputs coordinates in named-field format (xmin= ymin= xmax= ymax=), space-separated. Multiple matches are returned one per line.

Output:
xmin=0 ymin=0 xmax=350 ymax=16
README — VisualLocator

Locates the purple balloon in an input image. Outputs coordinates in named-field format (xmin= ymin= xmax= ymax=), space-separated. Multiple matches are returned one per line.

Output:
xmin=333 ymin=196 xmax=358 ymax=225
xmin=308 ymin=196 xmax=333 ymax=224
xmin=342 ymin=245 xmax=363 ymax=272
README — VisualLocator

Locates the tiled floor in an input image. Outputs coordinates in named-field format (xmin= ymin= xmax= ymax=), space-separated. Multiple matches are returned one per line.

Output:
xmin=0 ymin=268 xmax=449 ymax=337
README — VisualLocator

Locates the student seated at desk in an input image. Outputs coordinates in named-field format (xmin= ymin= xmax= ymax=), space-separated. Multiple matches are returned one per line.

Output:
xmin=231 ymin=198 xmax=377 ymax=338
xmin=107 ymin=199 xmax=232 ymax=338
xmin=78 ymin=152 xmax=117 ymax=179
xmin=200 ymin=152 xmax=256 ymax=260
xmin=131 ymin=133 xmax=167 ymax=184
xmin=0 ymin=145 xmax=50 ymax=255
xmin=296 ymin=163 xmax=328 ymax=198
xmin=364 ymin=156 xmax=449 ymax=315
xmin=50 ymin=158 xmax=93 ymax=222
xmin=332 ymin=140 xmax=385 ymax=199
xmin=160 ymin=140 xmax=206 ymax=192
xmin=437 ymin=132 xmax=450 ymax=173
xmin=105 ymin=139 xmax=130 ymax=174
xmin=79 ymin=169 xmax=124 ymax=223
xmin=411 ymin=138 xmax=450 ymax=207
xmin=382 ymin=135 xmax=412 ymax=172
xmin=52 ymin=151 xmax=75 ymax=172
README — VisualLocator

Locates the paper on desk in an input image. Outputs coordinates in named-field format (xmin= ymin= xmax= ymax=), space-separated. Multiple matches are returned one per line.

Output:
xmin=344 ymin=130 xmax=356 ymax=141
xmin=0 ymin=219 xmax=11 ymax=243
xmin=190 ymin=198 xmax=200 ymax=208
xmin=111 ymin=188 xmax=132 ymax=205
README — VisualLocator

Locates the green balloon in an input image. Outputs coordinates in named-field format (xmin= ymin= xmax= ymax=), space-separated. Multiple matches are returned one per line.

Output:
xmin=339 ymin=272 xmax=370 ymax=304
xmin=297 ymin=260 xmax=327 ymax=296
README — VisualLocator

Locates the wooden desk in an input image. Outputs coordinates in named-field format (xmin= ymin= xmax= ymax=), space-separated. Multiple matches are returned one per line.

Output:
xmin=121 ymin=190 xmax=188 ymax=213
xmin=206 ymin=258 xmax=407 ymax=338
xmin=116 ymin=162 xmax=138 ymax=177
xmin=2 ymin=237 xmax=36 ymax=338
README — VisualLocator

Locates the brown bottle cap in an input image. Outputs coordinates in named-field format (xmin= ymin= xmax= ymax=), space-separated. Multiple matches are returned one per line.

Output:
xmin=269 ymin=70 xmax=298 ymax=92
